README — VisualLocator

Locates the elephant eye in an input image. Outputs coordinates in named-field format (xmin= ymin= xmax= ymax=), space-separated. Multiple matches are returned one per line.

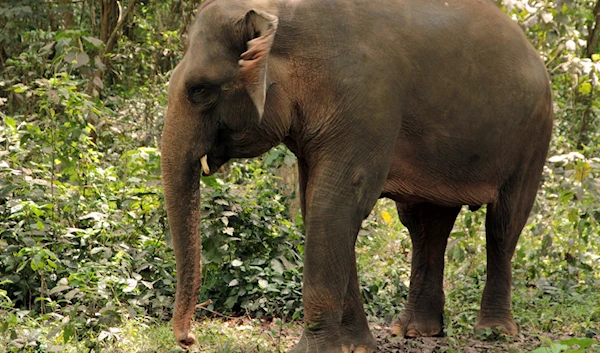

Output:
xmin=187 ymin=84 xmax=219 ymax=109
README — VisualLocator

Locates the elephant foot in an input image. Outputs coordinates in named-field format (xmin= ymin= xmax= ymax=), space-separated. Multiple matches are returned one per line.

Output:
xmin=289 ymin=343 xmax=373 ymax=353
xmin=474 ymin=314 xmax=518 ymax=335
xmin=289 ymin=332 xmax=376 ymax=353
xmin=340 ymin=331 xmax=377 ymax=353
xmin=288 ymin=334 xmax=338 ymax=353
xmin=341 ymin=344 xmax=376 ymax=353
xmin=175 ymin=331 xmax=196 ymax=349
xmin=391 ymin=311 xmax=443 ymax=338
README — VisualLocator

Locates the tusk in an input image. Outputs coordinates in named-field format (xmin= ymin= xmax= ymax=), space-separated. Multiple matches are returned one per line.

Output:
xmin=201 ymin=155 xmax=210 ymax=175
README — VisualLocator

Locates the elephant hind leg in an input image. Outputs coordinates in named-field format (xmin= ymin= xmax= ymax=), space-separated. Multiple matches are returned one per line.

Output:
xmin=476 ymin=169 xmax=543 ymax=335
xmin=392 ymin=202 xmax=460 ymax=338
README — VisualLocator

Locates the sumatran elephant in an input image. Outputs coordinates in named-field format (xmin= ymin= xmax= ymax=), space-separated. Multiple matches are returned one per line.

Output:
xmin=161 ymin=0 xmax=553 ymax=351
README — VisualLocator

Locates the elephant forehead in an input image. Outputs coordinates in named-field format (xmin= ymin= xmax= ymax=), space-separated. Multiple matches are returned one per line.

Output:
xmin=184 ymin=36 xmax=239 ymax=85
xmin=181 ymin=49 xmax=238 ymax=86
xmin=185 ymin=7 xmax=241 ymax=84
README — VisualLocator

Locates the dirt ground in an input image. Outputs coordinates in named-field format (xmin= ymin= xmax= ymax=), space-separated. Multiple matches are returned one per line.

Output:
xmin=267 ymin=321 xmax=600 ymax=353
xmin=378 ymin=325 xmax=600 ymax=352
xmin=372 ymin=324 xmax=539 ymax=352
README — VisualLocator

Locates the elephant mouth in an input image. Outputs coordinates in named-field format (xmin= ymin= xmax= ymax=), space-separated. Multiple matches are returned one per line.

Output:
xmin=201 ymin=155 xmax=210 ymax=175
xmin=200 ymin=154 xmax=229 ymax=176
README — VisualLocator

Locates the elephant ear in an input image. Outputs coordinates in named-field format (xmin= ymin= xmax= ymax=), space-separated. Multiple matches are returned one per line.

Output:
xmin=238 ymin=9 xmax=278 ymax=121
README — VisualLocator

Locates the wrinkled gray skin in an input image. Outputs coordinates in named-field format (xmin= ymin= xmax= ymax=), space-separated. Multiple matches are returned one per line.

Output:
xmin=161 ymin=0 xmax=553 ymax=351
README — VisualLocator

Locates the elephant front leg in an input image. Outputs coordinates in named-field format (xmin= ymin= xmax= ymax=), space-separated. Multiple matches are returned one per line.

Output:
xmin=339 ymin=251 xmax=377 ymax=352
xmin=392 ymin=203 xmax=460 ymax=338
xmin=290 ymin=163 xmax=382 ymax=353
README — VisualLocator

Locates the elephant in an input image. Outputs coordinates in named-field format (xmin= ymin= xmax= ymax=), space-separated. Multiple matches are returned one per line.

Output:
xmin=160 ymin=0 xmax=553 ymax=352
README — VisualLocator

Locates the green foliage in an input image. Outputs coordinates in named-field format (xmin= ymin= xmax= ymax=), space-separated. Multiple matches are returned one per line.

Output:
xmin=500 ymin=0 xmax=600 ymax=150
xmin=198 ymin=161 xmax=304 ymax=319
xmin=0 ymin=71 xmax=175 ymax=351
xmin=531 ymin=337 xmax=599 ymax=353
xmin=357 ymin=207 xmax=410 ymax=321
xmin=1 ymin=0 xmax=600 ymax=352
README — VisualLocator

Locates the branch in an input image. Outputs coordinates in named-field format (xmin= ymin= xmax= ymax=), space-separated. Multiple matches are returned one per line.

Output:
xmin=586 ymin=0 xmax=600 ymax=58
xmin=103 ymin=0 xmax=136 ymax=61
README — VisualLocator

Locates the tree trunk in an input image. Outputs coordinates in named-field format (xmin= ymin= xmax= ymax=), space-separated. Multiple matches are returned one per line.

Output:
xmin=60 ymin=0 xmax=74 ymax=28
xmin=577 ymin=0 xmax=600 ymax=149
xmin=586 ymin=0 xmax=600 ymax=58
xmin=100 ymin=0 xmax=118 ymax=46
xmin=88 ymin=0 xmax=137 ymax=144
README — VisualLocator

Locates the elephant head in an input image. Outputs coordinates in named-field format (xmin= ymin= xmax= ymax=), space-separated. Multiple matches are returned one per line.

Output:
xmin=161 ymin=3 xmax=291 ymax=349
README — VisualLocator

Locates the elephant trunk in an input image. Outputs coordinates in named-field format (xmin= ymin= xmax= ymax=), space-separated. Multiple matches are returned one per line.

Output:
xmin=161 ymin=118 xmax=203 ymax=349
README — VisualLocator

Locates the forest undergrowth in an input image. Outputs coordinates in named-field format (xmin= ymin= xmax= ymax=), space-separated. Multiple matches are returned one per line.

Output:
xmin=1 ymin=0 xmax=600 ymax=352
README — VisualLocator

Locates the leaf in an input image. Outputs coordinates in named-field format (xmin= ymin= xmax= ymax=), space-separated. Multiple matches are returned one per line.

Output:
xmin=73 ymin=52 xmax=90 ymax=69
xmin=231 ymin=259 xmax=243 ymax=267
xmin=559 ymin=191 xmax=575 ymax=203
xmin=79 ymin=212 xmax=105 ymax=221
xmin=64 ymin=289 xmax=80 ymax=300
xmin=46 ymin=345 xmax=67 ymax=352
xmin=531 ymin=348 xmax=551 ymax=353
xmin=49 ymin=285 xmax=71 ymax=295
xmin=63 ymin=324 xmax=74 ymax=344
xmin=284 ymin=154 xmax=296 ymax=166
xmin=64 ymin=51 xmax=76 ymax=63
xmin=270 ymin=259 xmax=284 ymax=275
xmin=0 ymin=184 xmax=15 ymax=199
xmin=92 ymin=76 xmax=104 ymax=89
xmin=224 ymin=296 xmax=237 ymax=308
xmin=39 ymin=41 xmax=56 ymax=53
xmin=578 ymin=82 xmax=592 ymax=95
xmin=95 ymin=55 xmax=106 ymax=71
xmin=541 ymin=12 xmax=553 ymax=23
xmin=560 ymin=338 xmax=596 ymax=349
xmin=91 ymin=247 xmax=107 ymax=256
xmin=201 ymin=175 xmax=219 ymax=188
xmin=381 ymin=211 xmax=393 ymax=227
xmin=5 ymin=116 xmax=16 ymax=128
xmin=258 ymin=279 xmax=269 ymax=289
xmin=22 ymin=237 xmax=35 ymax=247
xmin=228 ymin=279 xmax=239 ymax=287
xmin=83 ymin=36 xmax=104 ymax=48
xmin=11 ymin=83 xmax=29 ymax=93
xmin=223 ymin=227 xmax=234 ymax=235
xmin=122 ymin=279 xmax=137 ymax=293
xmin=98 ymin=331 xmax=110 ymax=341
xmin=265 ymin=151 xmax=279 ymax=165
xmin=32 ymin=179 xmax=50 ymax=186
xmin=574 ymin=162 xmax=590 ymax=182
xmin=47 ymin=326 xmax=62 ymax=340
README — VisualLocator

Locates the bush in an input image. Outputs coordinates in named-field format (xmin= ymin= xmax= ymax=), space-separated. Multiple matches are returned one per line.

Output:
xmin=198 ymin=161 xmax=304 ymax=319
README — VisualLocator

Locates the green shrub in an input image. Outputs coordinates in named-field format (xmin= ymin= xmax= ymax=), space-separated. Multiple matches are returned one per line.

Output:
xmin=198 ymin=161 xmax=304 ymax=320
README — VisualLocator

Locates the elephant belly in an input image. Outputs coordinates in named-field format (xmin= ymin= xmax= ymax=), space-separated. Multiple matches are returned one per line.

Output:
xmin=380 ymin=160 xmax=499 ymax=207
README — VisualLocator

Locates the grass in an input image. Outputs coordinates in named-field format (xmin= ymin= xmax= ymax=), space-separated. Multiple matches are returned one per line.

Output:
xmin=2 ymin=198 xmax=599 ymax=353
xmin=4 ymin=314 xmax=596 ymax=353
